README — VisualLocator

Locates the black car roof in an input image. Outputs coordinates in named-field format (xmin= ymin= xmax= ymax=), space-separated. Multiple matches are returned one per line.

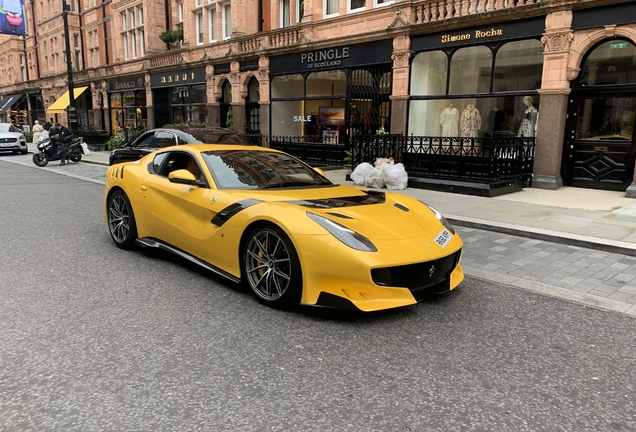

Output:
xmin=152 ymin=127 xmax=253 ymax=145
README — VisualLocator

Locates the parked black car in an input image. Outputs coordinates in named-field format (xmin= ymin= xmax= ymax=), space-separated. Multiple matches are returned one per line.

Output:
xmin=108 ymin=127 xmax=252 ymax=165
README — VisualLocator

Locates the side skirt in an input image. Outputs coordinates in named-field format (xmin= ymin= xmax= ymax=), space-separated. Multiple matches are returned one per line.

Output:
xmin=135 ymin=237 xmax=241 ymax=284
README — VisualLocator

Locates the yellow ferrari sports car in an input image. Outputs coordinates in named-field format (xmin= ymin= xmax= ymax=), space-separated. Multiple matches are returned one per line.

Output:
xmin=104 ymin=144 xmax=464 ymax=312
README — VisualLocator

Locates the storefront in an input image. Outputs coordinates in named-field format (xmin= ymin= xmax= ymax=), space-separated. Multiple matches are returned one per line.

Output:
xmin=268 ymin=39 xmax=393 ymax=144
xmin=0 ymin=93 xmax=27 ymax=126
xmin=150 ymin=67 xmax=207 ymax=128
xmin=564 ymin=2 xmax=636 ymax=192
xmin=107 ymin=75 xmax=147 ymax=135
xmin=408 ymin=17 xmax=545 ymax=140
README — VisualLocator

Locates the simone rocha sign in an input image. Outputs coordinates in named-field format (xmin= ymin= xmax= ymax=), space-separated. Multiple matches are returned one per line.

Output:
xmin=441 ymin=28 xmax=503 ymax=43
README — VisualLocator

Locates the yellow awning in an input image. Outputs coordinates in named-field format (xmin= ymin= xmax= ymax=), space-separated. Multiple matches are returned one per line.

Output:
xmin=47 ymin=87 xmax=89 ymax=113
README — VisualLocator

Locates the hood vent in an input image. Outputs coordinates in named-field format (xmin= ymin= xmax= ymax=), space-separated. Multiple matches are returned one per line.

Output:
xmin=394 ymin=203 xmax=409 ymax=212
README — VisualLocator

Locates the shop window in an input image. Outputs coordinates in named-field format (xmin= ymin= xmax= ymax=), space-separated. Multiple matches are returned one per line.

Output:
xmin=222 ymin=80 xmax=232 ymax=103
xmin=449 ymin=46 xmax=492 ymax=94
xmin=189 ymin=85 xmax=206 ymax=104
xmin=271 ymin=101 xmax=303 ymax=136
xmin=271 ymin=74 xmax=304 ymax=98
xmin=408 ymin=95 xmax=539 ymax=138
xmin=493 ymin=40 xmax=543 ymax=92
xmin=136 ymin=90 xmax=146 ymax=106
xmin=306 ymin=70 xmax=346 ymax=97
xmin=123 ymin=91 xmax=136 ymax=106
xmin=411 ymin=50 xmax=447 ymax=96
xmin=579 ymin=40 xmax=636 ymax=87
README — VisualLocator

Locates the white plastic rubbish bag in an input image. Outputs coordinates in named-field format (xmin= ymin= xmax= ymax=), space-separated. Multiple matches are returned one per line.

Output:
xmin=351 ymin=162 xmax=374 ymax=186
xmin=81 ymin=142 xmax=90 ymax=155
xmin=383 ymin=163 xmax=408 ymax=190
xmin=365 ymin=167 xmax=386 ymax=189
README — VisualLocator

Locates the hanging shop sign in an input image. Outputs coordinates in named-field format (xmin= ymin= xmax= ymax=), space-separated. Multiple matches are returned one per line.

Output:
xmin=412 ymin=16 xmax=544 ymax=51
xmin=151 ymin=67 xmax=206 ymax=88
xmin=108 ymin=75 xmax=146 ymax=92
xmin=270 ymin=39 xmax=392 ymax=75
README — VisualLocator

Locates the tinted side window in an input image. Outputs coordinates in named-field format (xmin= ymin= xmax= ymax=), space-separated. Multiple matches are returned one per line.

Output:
xmin=151 ymin=152 xmax=170 ymax=174
xmin=154 ymin=132 xmax=177 ymax=148
xmin=134 ymin=132 xmax=156 ymax=148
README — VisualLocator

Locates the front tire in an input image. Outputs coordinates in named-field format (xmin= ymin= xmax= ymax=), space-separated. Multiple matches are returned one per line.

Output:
xmin=242 ymin=226 xmax=302 ymax=309
xmin=107 ymin=189 xmax=138 ymax=250
xmin=32 ymin=153 xmax=49 ymax=167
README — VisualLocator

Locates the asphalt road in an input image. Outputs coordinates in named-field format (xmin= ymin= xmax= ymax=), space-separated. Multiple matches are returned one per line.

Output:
xmin=1 ymin=160 xmax=635 ymax=431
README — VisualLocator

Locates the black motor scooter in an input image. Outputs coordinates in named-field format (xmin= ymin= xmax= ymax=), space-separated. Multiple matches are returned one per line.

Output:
xmin=32 ymin=136 xmax=84 ymax=167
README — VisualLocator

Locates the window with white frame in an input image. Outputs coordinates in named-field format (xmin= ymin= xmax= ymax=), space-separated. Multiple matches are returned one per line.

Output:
xmin=222 ymin=2 xmax=231 ymax=40
xmin=324 ymin=0 xmax=338 ymax=17
xmin=296 ymin=0 xmax=304 ymax=22
xmin=89 ymin=30 xmax=99 ymax=67
xmin=348 ymin=0 xmax=364 ymax=12
xmin=195 ymin=11 xmax=203 ymax=45
xmin=75 ymin=51 xmax=82 ymax=71
xmin=207 ymin=6 xmax=217 ymax=42
xmin=19 ymin=55 xmax=26 ymax=81
xmin=281 ymin=0 xmax=290 ymax=27
xmin=121 ymin=5 xmax=144 ymax=60
xmin=374 ymin=0 xmax=393 ymax=6
xmin=177 ymin=1 xmax=183 ymax=22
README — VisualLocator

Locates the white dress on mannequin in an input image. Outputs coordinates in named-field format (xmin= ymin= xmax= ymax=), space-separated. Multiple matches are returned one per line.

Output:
xmin=517 ymin=107 xmax=538 ymax=137
xmin=439 ymin=106 xmax=459 ymax=137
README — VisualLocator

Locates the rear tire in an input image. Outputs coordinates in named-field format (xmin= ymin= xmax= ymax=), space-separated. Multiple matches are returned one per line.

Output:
xmin=32 ymin=153 xmax=49 ymax=167
xmin=69 ymin=149 xmax=82 ymax=163
xmin=242 ymin=226 xmax=302 ymax=309
xmin=107 ymin=189 xmax=138 ymax=250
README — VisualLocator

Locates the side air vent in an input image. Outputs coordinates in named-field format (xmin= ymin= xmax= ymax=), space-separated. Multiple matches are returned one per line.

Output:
xmin=394 ymin=203 xmax=409 ymax=212
xmin=327 ymin=212 xmax=353 ymax=219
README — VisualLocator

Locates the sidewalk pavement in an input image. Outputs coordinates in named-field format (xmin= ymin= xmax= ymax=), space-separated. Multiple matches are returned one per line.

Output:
xmin=77 ymin=149 xmax=636 ymax=257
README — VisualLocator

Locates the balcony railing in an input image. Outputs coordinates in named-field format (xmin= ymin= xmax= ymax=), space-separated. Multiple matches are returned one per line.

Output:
xmin=413 ymin=0 xmax=540 ymax=23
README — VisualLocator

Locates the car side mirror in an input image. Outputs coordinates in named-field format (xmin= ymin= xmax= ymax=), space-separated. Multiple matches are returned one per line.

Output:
xmin=314 ymin=167 xmax=325 ymax=176
xmin=168 ymin=169 xmax=199 ymax=185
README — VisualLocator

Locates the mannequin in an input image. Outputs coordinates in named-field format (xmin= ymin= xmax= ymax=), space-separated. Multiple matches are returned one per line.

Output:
xmin=460 ymin=103 xmax=481 ymax=138
xmin=487 ymin=107 xmax=504 ymax=133
xmin=439 ymin=104 xmax=459 ymax=137
xmin=517 ymin=96 xmax=538 ymax=137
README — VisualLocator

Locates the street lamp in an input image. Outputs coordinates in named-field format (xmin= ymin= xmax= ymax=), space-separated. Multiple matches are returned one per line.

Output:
xmin=62 ymin=0 xmax=77 ymax=132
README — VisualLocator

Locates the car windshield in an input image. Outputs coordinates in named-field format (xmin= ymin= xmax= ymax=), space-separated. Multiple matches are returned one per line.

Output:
xmin=178 ymin=127 xmax=253 ymax=145
xmin=0 ymin=124 xmax=20 ymax=133
xmin=202 ymin=150 xmax=333 ymax=190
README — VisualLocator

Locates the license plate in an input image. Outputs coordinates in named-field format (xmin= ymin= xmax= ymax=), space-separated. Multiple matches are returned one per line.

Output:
xmin=434 ymin=229 xmax=452 ymax=248
xmin=0 ymin=143 xmax=13 ymax=147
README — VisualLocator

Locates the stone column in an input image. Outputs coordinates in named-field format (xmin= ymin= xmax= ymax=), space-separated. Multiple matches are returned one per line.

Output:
xmin=534 ymin=11 xmax=574 ymax=190
xmin=257 ymin=57 xmax=271 ymax=138
xmin=207 ymin=66 xmax=221 ymax=128
xmin=390 ymin=35 xmax=411 ymax=135
xmin=144 ymin=74 xmax=154 ymax=129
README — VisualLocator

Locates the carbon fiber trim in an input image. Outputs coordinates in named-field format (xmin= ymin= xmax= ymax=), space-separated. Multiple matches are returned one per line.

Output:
xmin=211 ymin=199 xmax=262 ymax=227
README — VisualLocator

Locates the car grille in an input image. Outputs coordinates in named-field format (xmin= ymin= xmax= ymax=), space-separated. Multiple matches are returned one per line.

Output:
xmin=0 ymin=137 xmax=17 ymax=143
xmin=371 ymin=249 xmax=461 ymax=293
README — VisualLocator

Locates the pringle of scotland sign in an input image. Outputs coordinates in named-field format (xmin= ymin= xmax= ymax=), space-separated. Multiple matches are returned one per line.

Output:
xmin=269 ymin=39 xmax=392 ymax=75
xmin=301 ymin=47 xmax=350 ymax=69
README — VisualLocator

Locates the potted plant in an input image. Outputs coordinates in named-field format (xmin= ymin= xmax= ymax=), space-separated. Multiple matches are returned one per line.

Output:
xmin=159 ymin=28 xmax=184 ymax=51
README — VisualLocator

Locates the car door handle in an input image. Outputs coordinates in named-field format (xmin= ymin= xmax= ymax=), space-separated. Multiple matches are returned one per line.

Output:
xmin=140 ymin=185 xmax=147 ymax=191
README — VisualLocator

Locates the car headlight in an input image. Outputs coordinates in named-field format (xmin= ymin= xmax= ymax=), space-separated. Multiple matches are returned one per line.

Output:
xmin=421 ymin=202 xmax=456 ymax=235
xmin=307 ymin=212 xmax=377 ymax=252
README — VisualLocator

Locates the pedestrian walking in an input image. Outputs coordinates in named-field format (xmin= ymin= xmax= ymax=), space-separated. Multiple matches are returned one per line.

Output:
xmin=32 ymin=120 xmax=44 ymax=145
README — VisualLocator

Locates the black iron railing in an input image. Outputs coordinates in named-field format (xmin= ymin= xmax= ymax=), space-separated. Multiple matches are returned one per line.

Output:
xmin=351 ymin=135 xmax=535 ymax=185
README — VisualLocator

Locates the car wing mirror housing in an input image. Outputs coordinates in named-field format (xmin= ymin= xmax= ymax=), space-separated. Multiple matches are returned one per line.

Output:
xmin=168 ymin=169 xmax=199 ymax=185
